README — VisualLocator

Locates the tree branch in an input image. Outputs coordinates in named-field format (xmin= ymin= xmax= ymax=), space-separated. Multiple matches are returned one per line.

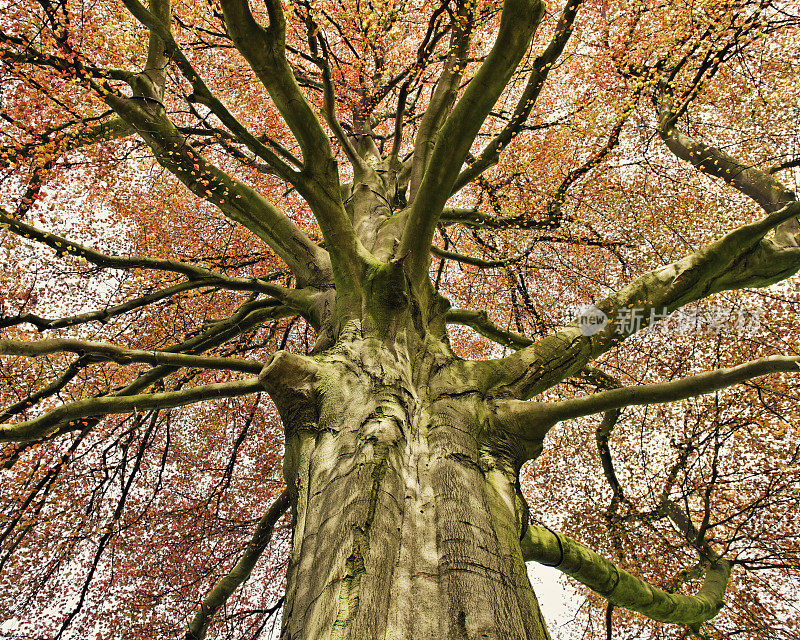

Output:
xmin=102 ymin=93 xmax=332 ymax=287
xmin=0 ymin=377 xmax=263 ymax=443
xmin=484 ymin=201 xmax=800 ymax=400
xmin=657 ymin=94 xmax=796 ymax=214
xmin=104 ymin=0 xmax=340 ymax=288
xmin=213 ymin=0 xmax=368 ymax=295
xmin=310 ymin=28 xmax=369 ymax=174
xmin=1 ymin=205 xmax=311 ymax=314
xmin=217 ymin=0 xmax=331 ymax=174
xmin=495 ymin=356 xmax=800 ymax=452
xmin=0 ymin=357 xmax=87 ymax=422
xmin=453 ymin=0 xmax=583 ymax=192
xmin=439 ymin=207 xmax=557 ymax=230
xmin=656 ymin=85 xmax=799 ymax=245
xmin=0 ymin=339 xmax=263 ymax=373
xmin=522 ymin=525 xmax=730 ymax=626
xmin=0 ymin=280 xmax=218 ymax=331
xmin=400 ymin=0 xmax=545 ymax=285
xmin=185 ymin=489 xmax=290 ymax=639
xmin=0 ymin=117 xmax=132 ymax=170
xmin=408 ymin=0 xmax=474 ymax=200
xmin=446 ymin=308 xmax=533 ymax=350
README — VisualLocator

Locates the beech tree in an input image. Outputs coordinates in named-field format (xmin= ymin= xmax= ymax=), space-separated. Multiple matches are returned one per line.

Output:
xmin=1 ymin=0 xmax=800 ymax=638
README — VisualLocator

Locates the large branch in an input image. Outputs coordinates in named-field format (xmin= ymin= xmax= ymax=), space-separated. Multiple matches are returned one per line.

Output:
xmin=217 ymin=0 xmax=332 ymax=174
xmin=495 ymin=356 xmax=800 ymax=453
xmin=657 ymin=86 xmax=799 ymax=245
xmin=522 ymin=525 xmax=730 ymax=626
xmin=482 ymin=201 xmax=800 ymax=400
xmin=105 ymin=0 xmax=351 ymax=288
xmin=453 ymin=0 xmax=583 ymax=193
xmin=102 ymin=94 xmax=331 ymax=288
xmin=186 ymin=489 xmax=290 ymax=640
xmin=408 ymin=0 xmax=474 ymax=200
xmin=116 ymin=0 xmax=303 ymax=183
xmin=216 ymin=0 xmax=368 ymax=295
xmin=439 ymin=207 xmax=556 ymax=231
xmin=0 ymin=377 xmax=263 ymax=443
xmin=400 ymin=0 xmax=545 ymax=285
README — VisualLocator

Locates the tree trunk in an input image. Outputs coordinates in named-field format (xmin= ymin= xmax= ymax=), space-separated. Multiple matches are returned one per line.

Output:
xmin=267 ymin=333 xmax=551 ymax=640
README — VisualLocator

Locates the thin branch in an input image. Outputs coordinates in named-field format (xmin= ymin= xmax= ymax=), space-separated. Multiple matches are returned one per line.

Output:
xmin=1 ymin=280 xmax=217 ymax=331
xmin=185 ymin=489 xmax=290 ymax=639
xmin=310 ymin=27 xmax=368 ymax=174
xmin=0 ymin=207 xmax=238 ymax=281
xmin=0 ymin=377 xmax=263 ymax=443
xmin=0 ymin=357 xmax=87 ymax=422
xmin=768 ymin=156 xmax=800 ymax=174
xmin=446 ymin=308 xmax=533 ymax=350
xmin=0 ymin=118 xmax=132 ymax=170
xmin=0 ymin=339 xmax=263 ymax=373
xmin=388 ymin=83 xmax=409 ymax=167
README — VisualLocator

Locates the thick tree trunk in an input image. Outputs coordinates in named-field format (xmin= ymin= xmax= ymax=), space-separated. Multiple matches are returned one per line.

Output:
xmin=268 ymin=334 xmax=551 ymax=640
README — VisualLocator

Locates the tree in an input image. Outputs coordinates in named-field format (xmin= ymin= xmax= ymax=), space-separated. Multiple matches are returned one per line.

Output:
xmin=1 ymin=0 xmax=800 ymax=638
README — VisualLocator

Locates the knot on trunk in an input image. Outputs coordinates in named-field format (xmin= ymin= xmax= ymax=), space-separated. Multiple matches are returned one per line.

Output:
xmin=259 ymin=351 xmax=322 ymax=434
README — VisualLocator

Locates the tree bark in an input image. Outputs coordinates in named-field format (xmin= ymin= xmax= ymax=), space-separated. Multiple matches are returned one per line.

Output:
xmin=263 ymin=335 xmax=551 ymax=640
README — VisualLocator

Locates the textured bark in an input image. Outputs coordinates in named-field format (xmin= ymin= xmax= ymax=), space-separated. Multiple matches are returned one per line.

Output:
xmin=263 ymin=333 xmax=550 ymax=640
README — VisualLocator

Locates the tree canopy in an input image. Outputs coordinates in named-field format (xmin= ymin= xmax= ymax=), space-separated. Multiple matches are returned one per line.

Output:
xmin=1 ymin=0 xmax=800 ymax=638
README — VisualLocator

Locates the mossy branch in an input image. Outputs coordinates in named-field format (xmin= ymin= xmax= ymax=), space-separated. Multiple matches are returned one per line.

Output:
xmin=522 ymin=525 xmax=730 ymax=625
